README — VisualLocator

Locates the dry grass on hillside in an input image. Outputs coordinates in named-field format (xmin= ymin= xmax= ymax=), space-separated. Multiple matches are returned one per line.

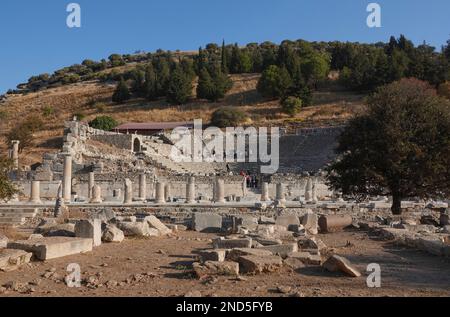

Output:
xmin=0 ymin=73 xmax=365 ymax=167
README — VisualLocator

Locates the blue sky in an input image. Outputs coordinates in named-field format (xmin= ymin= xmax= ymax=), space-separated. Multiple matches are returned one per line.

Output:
xmin=0 ymin=0 xmax=449 ymax=93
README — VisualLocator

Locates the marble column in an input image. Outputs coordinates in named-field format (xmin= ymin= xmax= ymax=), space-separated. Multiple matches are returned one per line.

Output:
xmin=88 ymin=172 xmax=95 ymax=199
xmin=276 ymin=183 xmax=286 ymax=203
xmin=29 ymin=180 xmax=42 ymax=204
xmin=124 ymin=178 xmax=133 ymax=204
xmin=305 ymin=178 xmax=313 ymax=203
xmin=62 ymin=155 xmax=72 ymax=203
xmin=214 ymin=178 xmax=226 ymax=203
xmin=11 ymin=140 xmax=19 ymax=170
xmin=155 ymin=182 xmax=165 ymax=204
xmin=138 ymin=173 xmax=147 ymax=201
xmin=261 ymin=182 xmax=270 ymax=201
xmin=164 ymin=184 xmax=171 ymax=202
xmin=186 ymin=176 xmax=196 ymax=204
xmin=90 ymin=184 xmax=103 ymax=204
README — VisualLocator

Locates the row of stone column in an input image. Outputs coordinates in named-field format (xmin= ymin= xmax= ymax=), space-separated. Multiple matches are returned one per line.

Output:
xmin=34 ymin=153 xmax=319 ymax=204
xmin=28 ymin=177 xmax=317 ymax=204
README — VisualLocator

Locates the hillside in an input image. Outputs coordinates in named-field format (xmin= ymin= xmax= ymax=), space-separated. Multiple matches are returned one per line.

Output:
xmin=0 ymin=73 xmax=365 ymax=168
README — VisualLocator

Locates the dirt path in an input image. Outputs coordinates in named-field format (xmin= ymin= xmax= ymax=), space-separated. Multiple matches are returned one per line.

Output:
xmin=1 ymin=230 xmax=449 ymax=297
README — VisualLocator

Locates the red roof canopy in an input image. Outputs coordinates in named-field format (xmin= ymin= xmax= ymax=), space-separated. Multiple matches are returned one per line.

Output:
xmin=114 ymin=122 xmax=194 ymax=131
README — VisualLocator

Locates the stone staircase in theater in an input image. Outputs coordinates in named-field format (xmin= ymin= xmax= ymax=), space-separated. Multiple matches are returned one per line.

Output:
xmin=0 ymin=208 xmax=39 ymax=227
xmin=142 ymin=140 xmax=227 ymax=176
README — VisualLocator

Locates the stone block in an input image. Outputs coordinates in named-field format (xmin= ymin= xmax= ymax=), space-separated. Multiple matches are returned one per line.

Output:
xmin=75 ymin=219 xmax=102 ymax=247
xmin=213 ymin=238 xmax=252 ymax=249
xmin=93 ymin=209 xmax=116 ymax=222
xmin=8 ymin=237 xmax=93 ymax=261
xmin=36 ymin=223 xmax=75 ymax=237
xmin=198 ymin=249 xmax=227 ymax=263
xmin=102 ymin=225 xmax=124 ymax=243
xmin=287 ymin=252 xmax=322 ymax=265
xmin=259 ymin=243 xmax=298 ymax=259
xmin=193 ymin=261 xmax=239 ymax=278
xmin=238 ymin=255 xmax=283 ymax=274
xmin=226 ymin=248 xmax=273 ymax=262
xmin=275 ymin=215 xmax=300 ymax=230
xmin=142 ymin=216 xmax=172 ymax=235
xmin=254 ymin=237 xmax=283 ymax=246
xmin=302 ymin=237 xmax=327 ymax=253
xmin=0 ymin=249 xmax=32 ymax=272
xmin=118 ymin=221 xmax=159 ymax=237
xmin=0 ymin=234 xmax=7 ymax=249
xmin=301 ymin=212 xmax=319 ymax=234
xmin=192 ymin=213 xmax=223 ymax=233
xmin=322 ymin=255 xmax=361 ymax=277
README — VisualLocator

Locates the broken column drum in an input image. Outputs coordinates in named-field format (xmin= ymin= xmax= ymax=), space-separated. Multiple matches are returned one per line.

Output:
xmin=124 ymin=178 xmax=133 ymax=204
xmin=29 ymin=180 xmax=42 ymax=204
xmin=261 ymin=182 xmax=270 ymax=201
xmin=305 ymin=178 xmax=313 ymax=202
xmin=276 ymin=183 xmax=286 ymax=203
xmin=164 ymin=184 xmax=171 ymax=202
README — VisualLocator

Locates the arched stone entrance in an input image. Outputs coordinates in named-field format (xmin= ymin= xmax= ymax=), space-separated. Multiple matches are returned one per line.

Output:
xmin=133 ymin=138 xmax=141 ymax=153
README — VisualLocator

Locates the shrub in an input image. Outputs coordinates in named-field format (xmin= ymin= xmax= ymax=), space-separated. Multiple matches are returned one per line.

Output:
xmin=281 ymin=96 xmax=302 ymax=116
xmin=42 ymin=106 xmax=55 ymax=117
xmin=95 ymin=103 xmax=107 ymax=113
xmin=89 ymin=116 xmax=118 ymax=131
xmin=0 ymin=157 xmax=18 ymax=201
xmin=211 ymin=107 xmax=247 ymax=128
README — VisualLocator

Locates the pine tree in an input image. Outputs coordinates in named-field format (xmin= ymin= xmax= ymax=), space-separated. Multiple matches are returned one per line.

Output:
xmin=166 ymin=65 xmax=192 ymax=105
xmin=112 ymin=78 xmax=131 ymax=103
xmin=144 ymin=64 xmax=158 ymax=100
xmin=197 ymin=68 xmax=214 ymax=100
xmin=221 ymin=40 xmax=228 ymax=73
xmin=197 ymin=67 xmax=233 ymax=102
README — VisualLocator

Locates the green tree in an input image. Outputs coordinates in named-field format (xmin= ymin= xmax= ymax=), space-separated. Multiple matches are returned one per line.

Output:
xmin=112 ymin=78 xmax=131 ymax=103
xmin=144 ymin=64 xmax=158 ymax=100
xmin=154 ymin=57 xmax=171 ymax=97
xmin=281 ymin=96 xmax=302 ymax=117
xmin=166 ymin=65 xmax=192 ymax=104
xmin=89 ymin=116 xmax=118 ymax=131
xmin=0 ymin=157 xmax=18 ymax=201
xmin=257 ymin=65 xmax=292 ymax=99
xmin=197 ymin=67 xmax=233 ymax=102
xmin=131 ymin=69 xmax=146 ymax=97
xmin=211 ymin=107 xmax=247 ymax=128
xmin=326 ymin=79 xmax=450 ymax=214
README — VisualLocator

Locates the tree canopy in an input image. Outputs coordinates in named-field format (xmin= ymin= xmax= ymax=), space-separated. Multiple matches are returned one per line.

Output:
xmin=326 ymin=78 xmax=450 ymax=214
